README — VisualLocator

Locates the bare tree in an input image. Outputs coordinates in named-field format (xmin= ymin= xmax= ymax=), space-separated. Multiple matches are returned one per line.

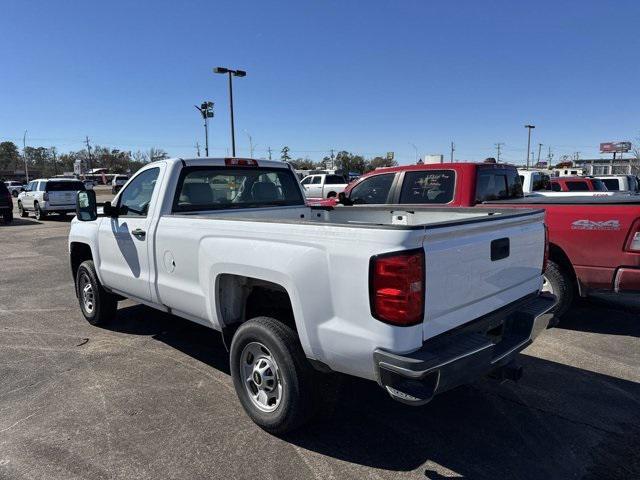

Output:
xmin=147 ymin=147 xmax=169 ymax=163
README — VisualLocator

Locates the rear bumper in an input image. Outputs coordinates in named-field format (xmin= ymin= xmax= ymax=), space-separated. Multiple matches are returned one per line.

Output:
xmin=43 ymin=203 xmax=75 ymax=212
xmin=614 ymin=267 xmax=640 ymax=293
xmin=373 ymin=293 xmax=556 ymax=405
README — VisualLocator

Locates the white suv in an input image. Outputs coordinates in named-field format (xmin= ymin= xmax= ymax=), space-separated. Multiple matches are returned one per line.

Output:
xmin=18 ymin=178 xmax=85 ymax=220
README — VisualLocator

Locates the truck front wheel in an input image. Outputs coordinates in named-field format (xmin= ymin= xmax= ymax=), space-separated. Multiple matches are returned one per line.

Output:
xmin=543 ymin=260 xmax=574 ymax=322
xmin=230 ymin=316 xmax=318 ymax=434
xmin=76 ymin=260 xmax=117 ymax=326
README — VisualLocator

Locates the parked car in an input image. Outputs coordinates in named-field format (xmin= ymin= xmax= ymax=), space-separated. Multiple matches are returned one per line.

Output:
xmin=18 ymin=178 xmax=86 ymax=220
xmin=300 ymin=173 xmax=348 ymax=198
xmin=4 ymin=180 xmax=26 ymax=197
xmin=83 ymin=180 xmax=95 ymax=190
xmin=0 ymin=181 xmax=13 ymax=223
xmin=595 ymin=175 xmax=640 ymax=193
xmin=111 ymin=175 xmax=129 ymax=194
xmin=69 ymin=157 xmax=554 ymax=433
xmin=337 ymin=162 xmax=640 ymax=317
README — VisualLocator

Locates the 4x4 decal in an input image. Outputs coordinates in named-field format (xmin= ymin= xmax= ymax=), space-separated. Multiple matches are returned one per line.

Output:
xmin=571 ymin=219 xmax=621 ymax=231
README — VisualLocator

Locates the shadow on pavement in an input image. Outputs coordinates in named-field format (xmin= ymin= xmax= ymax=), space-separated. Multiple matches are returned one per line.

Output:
xmin=0 ymin=217 xmax=42 ymax=226
xmin=104 ymin=304 xmax=640 ymax=480
xmin=557 ymin=298 xmax=640 ymax=337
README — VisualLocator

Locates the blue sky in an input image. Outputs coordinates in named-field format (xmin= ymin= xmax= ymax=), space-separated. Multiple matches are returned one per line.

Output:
xmin=2 ymin=0 xmax=639 ymax=164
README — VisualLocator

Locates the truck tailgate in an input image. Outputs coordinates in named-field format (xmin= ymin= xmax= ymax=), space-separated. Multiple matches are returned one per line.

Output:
xmin=422 ymin=211 xmax=545 ymax=340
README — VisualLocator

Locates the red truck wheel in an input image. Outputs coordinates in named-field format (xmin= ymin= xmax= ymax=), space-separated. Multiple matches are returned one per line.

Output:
xmin=543 ymin=260 xmax=574 ymax=321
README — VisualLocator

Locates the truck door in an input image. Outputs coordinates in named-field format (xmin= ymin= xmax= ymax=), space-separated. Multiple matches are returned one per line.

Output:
xmin=306 ymin=176 xmax=323 ymax=198
xmin=97 ymin=166 xmax=163 ymax=302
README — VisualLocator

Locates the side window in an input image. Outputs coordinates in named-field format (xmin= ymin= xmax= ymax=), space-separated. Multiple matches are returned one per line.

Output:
xmin=300 ymin=177 xmax=311 ymax=185
xmin=325 ymin=175 xmax=346 ymax=185
xmin=311 ymin=176 xmax=322 ymax=184
xmin=349 ymin=174 xmax=394 ymax=204
xmin=118 ymin=168 xmax=160 ymax=217
xmin=566 ymin=181 xmax=589 ymax=191
xmin=476 ymin=172 xmax=508 ymax=202
xmin=531 ymin=173 xmax=548 ymax=191
xmin=551 ymin=182 xmax=561 ymax=191
xmin=399 ymin=170 xmax=455 ymax=204
xmin=37 ymin=181 xmax=46 ymax=191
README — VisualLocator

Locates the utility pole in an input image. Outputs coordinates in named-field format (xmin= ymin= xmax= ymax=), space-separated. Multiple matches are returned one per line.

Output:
xmin=244 ymin=130 xmax=254 ymax=157
xmin=524 ymin=125 xmax=535 ymax=169
xmin=195 ymin=142 xmax=201 ymax=157
xmin=85 ymin=136 xmax=93 ymax=174
xmin=195 ymin=101 xmax=214 ymax=156
xmin=410 ymin=143 xmax=419 ymax=164
xmin=22 ymin=130 xmax=29 ymax=182
xmin=450 ymin=142 xmax=455 ymax=163
xmin=267 ymin=147 xmax=273 ymax=160
xmin=495 ymin=142 xmax=505 ymax=162
xmin=537 ymin=143 xmax=543 ymax=165
xmin=547 ymin=146 xmax=553 ymax=164
xmin=330 ymin=149 xmax=335 ymax=170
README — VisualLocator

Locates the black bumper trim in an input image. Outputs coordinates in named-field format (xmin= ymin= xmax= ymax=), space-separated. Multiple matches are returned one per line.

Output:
xmin=373 ymin=293 xmax=556 ymax=405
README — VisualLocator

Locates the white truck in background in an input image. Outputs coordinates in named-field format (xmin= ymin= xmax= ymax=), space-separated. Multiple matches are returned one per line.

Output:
xmin=69 ymin=157 xmax=554 ymax=433
xmin=300 ymin=173 xmax=349 ymax=198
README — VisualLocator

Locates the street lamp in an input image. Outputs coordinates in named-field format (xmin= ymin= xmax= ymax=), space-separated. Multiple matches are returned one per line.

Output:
xmin=524 ymin=124 xmax=535 ymax=169
xmin=213 ymin=67 xmax=247 ymax=157
xmin=195 ymin=101 xmax=214 ymax=156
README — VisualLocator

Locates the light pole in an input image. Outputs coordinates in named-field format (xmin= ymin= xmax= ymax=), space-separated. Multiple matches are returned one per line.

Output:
xmin=195 ymin=101 xmax=214 ymax=156
xmin=410 ymin=143 xmax=419 ymax=163
xmin=243 ymin=129 xmax=255 ymax=158
xmin=213 ymin=67 xmax=246 ymax=157
xmin=524 ymin=124 xmax=535 ymax=169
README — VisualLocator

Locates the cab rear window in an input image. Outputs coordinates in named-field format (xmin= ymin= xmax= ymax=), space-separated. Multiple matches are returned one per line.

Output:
xmin=173 ymin=167 xmax=304 ymax=212
xmin=46 ymin=181 xmax=85 ymax=192
xmin=399 ymin=170 xmax=455 ymax=204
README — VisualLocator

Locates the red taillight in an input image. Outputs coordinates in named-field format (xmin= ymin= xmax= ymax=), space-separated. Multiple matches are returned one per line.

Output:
xmin=370 ymin=249 xmax=425 ymax=326
xmin=225 ymin=158 xmax=258 ymax=167
xmin=542 ymin=224 xmax=549 ymax=273
xmin=624 ymin=219 xmax=640 ymax=252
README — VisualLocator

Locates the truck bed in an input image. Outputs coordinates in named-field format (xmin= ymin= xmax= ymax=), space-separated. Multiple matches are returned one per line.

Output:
xmin=172 ymin=205 xmax=542 ymax=230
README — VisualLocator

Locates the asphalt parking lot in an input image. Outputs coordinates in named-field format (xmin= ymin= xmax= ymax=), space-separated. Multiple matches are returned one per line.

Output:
xmin=1 ymin=207 xmax=639 ymax=480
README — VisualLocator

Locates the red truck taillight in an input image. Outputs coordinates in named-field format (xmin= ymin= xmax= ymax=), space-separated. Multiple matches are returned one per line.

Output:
xmin=624 ymin=219 xmax=640 ymax=252
xmin=370 ymin=249 xmax=425 ymax=326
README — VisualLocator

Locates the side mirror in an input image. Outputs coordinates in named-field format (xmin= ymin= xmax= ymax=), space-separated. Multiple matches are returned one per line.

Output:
xmin=338 ymin=192 xmax=353 ymax=206
xmin=102 ymin=201 xmax=118 ymax=217
xmin=76 ymin=190 xmax=97 ymax=221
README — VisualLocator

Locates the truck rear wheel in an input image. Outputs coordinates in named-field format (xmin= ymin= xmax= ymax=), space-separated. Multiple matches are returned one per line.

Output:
xmin=34 ymin=202 xmax=47 ymax=221
xmin=76 ymin=260 xmax=117 ymax=326
xmin=230 ymin=316 xmax=318 ymax=434
xmin=543 ymin=260 xmax=574 ymax=322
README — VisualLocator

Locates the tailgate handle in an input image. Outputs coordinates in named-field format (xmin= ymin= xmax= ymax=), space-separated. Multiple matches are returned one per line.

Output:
xmin=491 ymin=238 xmax=510 ymax=261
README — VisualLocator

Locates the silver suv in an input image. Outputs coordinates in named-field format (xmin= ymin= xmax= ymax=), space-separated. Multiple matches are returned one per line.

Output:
xmin=17 ymin=178 xmax=85 ymax=220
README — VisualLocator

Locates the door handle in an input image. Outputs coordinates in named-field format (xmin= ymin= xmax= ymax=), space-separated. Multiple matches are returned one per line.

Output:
xmin=131 ymin=228 xmax=146 ymax=239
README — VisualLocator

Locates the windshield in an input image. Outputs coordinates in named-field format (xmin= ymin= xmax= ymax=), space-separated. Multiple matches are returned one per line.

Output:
xmin=173 ymin=167 xmax=304 ymax=211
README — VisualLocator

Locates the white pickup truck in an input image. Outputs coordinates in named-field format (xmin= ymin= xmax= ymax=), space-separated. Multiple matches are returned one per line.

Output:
xmin=69 ymin=157 xmax=555 ymax=433
xmin=300 ymin=173 xmax=348 ymax=199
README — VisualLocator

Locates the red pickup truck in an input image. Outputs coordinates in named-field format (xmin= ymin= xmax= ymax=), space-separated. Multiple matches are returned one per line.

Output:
xmin=333 ymin=163 xmax=640 ymax=319
xmin=550 ymin=176 xmax=609 ymax=193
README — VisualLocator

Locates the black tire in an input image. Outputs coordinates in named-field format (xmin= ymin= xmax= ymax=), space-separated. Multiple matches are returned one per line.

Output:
xmin=75 ymin=260 xmax=118 ymax=326
xmin=34 ymin=202 xmax=47 ymax=221
xmin=327 ymin=191 xmax=337 ymax=198
xmin=543 ymin=260 xmax=575 ymax=323
xmin=18 ymin=201 xmax=28 ymax=217
xmin=2 ymin=210 xmax=12 ymax=223
xmin=230 ymin=316 xmax=319 ymax=434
